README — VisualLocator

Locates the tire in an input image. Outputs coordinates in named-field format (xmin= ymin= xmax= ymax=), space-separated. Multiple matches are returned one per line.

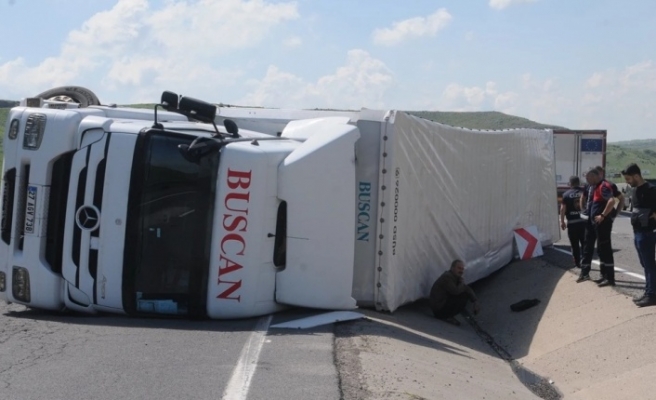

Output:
xmin=35 ymin=86 xmax=101 ymax=107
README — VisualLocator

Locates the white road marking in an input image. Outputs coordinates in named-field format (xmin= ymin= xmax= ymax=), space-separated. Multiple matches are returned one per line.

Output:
xmin=551 ymin=247 xmax=645 ymax=281
xmin=222 ymin=315 xmax=272 ymax=400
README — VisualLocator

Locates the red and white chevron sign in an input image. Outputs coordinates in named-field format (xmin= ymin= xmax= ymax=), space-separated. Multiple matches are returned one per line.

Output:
xmin=514 ymin=225 xmax=543 ymax=260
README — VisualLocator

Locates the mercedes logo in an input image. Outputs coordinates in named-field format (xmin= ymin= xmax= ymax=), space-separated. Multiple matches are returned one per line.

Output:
xmin=75 ymin=205 xmax=100 ymax=231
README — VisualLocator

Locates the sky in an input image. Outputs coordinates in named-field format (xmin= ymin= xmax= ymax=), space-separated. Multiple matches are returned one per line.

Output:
xmin=1 ymin=0 xmax=655 ymax=142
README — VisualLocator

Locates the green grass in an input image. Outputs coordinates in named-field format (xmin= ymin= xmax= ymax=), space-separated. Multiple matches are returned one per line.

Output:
xmin=121 ymin=103 xmax=157 ymax=109
xmin=406 ymin=110 xmax=565 ymax=130
xmin=610 ymin=139 xmax=656 ymax=151
xmin=606 ymin=143 xmax=656 ymax=183
xmin=0 ymin=108 xmax=8 ymax=136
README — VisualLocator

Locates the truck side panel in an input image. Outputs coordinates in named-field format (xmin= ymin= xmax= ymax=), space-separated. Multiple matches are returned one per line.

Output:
xmin=351 ymin=118 xmax=385 ymax=307
xmin=275 ymin=121 xmax=359 ymax=310
xmin=206 ymin=143 xmax=287 ymax=319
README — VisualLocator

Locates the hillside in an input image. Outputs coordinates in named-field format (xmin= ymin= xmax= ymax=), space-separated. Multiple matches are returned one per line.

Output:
xmin=0 ymin=101 xmax=18 ymax=142
xmin=609 ymin=139 xmax=656 ymax=152
xmin=407 ymin=110 xmax=565 ymax=130
xmin=0 ymin=108 xmax=7 ymax=158
xmin=121 ymin=106 xmax=565 ymax=130
xmin=0 ymin=102 xmax=653 ymax=180
xmin=606 ymin=143 xmax=656 ymax=181
xmin=0 ymin=100 xmax=18 ymax=108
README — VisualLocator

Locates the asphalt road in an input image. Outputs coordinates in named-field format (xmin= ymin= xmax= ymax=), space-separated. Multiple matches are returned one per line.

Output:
xmin=552 ymin=211 xmax=647 ymax=300
xmin=0 ymin=211 xmax=649 ymax=400
xmin=0 ymin=305 xmax=340 ymax=400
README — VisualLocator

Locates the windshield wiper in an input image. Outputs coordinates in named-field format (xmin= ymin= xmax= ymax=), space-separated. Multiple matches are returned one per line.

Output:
xmin=177 ymin=118 xmax=241 ymax=164
xmin=178 ymin=137 xmax=220 ymax=164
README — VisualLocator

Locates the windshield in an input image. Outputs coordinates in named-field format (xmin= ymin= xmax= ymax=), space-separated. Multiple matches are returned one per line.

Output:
xmin=123 ymin=130 xmax=219 ymax=318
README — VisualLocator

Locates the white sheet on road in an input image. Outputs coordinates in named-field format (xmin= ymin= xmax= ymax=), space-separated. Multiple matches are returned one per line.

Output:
xmin=270 ymin=311 xmax=366 ymax=329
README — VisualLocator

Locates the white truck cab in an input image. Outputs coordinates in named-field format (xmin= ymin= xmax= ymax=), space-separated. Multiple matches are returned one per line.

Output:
xmin=0 ymin=92 xmax=360 ymax=318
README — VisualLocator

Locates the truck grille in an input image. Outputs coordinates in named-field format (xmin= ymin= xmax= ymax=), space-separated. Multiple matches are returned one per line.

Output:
xmin=17 ymin=165 xmax=30 ymax=251
xmin=69 ymin=134 xmax=111 ymax=303
xmin=72 ymin=166 xmax=87 ymax=273
xmin=45 ymin=151 xmax=75 ymax=275
xmin=1 ymin=168 xmax=16 ymax=245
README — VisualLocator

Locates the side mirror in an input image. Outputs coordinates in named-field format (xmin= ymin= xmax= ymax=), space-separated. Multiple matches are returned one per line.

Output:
xmin=179 ymin=96 xmax=216 ymax=123
xmin=161 ymin=91 xmax=179 ymax=110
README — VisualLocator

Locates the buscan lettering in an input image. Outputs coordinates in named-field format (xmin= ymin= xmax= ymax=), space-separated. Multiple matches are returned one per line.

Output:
xmin=217 ymin=169 xmax=251 ymax=301
xmin=357 ymin=181 xmax=371 ymax=242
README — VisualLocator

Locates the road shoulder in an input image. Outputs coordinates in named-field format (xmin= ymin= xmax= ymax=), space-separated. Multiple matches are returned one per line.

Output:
xmin=337 ymin=252 xmax=656 ymax=399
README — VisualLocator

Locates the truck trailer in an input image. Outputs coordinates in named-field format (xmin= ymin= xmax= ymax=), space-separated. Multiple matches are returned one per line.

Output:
xmin=553 ymin=129 xmax=607 ymax=203
xmin=0 ymin=88 xmax=559 ymax=319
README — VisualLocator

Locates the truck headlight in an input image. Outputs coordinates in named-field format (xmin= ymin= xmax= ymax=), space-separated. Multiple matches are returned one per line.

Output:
xmin=23 ymin=113 xmax=47 ymax=150
xmin=12 ymin=267 xmax=30 ymax=302
xmin=8 ymin=119 xmax=19 ymax=140
xmin=0 ymin=271 xmax=5 ymax=292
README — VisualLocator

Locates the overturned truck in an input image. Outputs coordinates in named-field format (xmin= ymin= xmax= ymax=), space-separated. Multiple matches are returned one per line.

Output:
xmin=0 ymin=87 xmax=559 ymax=319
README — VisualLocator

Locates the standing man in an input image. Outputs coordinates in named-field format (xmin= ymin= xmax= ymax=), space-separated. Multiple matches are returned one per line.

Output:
xmin=560 ymin=176 xmax=586 ymax=268
xmin=622 ymin=163 xmax=656 ymax=307
xmin=578 ymin=168 xmax=617 ymax=285
xmin=429 ymin=260 xmax=481 ymax=326
xmin=580 ymin=166 xmax=624 ymax=284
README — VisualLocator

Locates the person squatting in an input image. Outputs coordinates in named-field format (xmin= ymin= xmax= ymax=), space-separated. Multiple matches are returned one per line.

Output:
xmin=429 ymin=259 xmax=480 ymax=326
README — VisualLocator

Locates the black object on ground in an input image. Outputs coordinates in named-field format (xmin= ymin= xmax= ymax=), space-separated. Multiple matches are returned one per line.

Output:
xmin=510 ymin=299 xmax=541 ymax=312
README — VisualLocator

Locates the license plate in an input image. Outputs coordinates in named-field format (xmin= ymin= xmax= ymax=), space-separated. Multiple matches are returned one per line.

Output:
xmin=24 ymin=185 xmax=37 ymax=235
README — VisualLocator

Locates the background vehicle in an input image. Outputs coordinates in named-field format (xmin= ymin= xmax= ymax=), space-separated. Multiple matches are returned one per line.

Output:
xmin=553 ymin=129 xmax=607 ymax=203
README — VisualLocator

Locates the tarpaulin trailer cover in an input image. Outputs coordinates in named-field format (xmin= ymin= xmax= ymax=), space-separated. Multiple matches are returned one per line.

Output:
xmin=351 ymin=111 xmax=559 ymax=312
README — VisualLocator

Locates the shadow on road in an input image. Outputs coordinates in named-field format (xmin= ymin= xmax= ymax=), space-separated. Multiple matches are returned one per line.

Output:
xmin=467 ymin=252 xmax=570 ymax=359
xmin=332 ymin=249 xmax=579 ymax=364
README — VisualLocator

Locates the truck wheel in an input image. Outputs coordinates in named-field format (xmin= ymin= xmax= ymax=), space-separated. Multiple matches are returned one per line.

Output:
xmin=35 ymin=86 xmax=101 ymax=107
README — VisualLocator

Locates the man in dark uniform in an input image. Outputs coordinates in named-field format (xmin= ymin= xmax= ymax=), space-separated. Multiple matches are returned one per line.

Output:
xmin=580 ymin=166 xmax=624 ymax=284
xmin=622 ymin=163 xmax=656 ymax=307
xmin=429 ymin=260 xmax=480 ymax=326
xmin=578 ymin=169 xmax=617 ymax=285
xmin=560 ymin=176 xmax=585 ymax=268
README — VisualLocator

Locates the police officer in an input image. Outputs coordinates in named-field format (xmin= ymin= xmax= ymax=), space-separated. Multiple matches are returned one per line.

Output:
xmin=580 ymin=166 xmax=624 ymax=284
xmin=560 ymin=176 xmax=585 ymax=268
xmin=578 ymin=168 xmax=617 ymax=285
